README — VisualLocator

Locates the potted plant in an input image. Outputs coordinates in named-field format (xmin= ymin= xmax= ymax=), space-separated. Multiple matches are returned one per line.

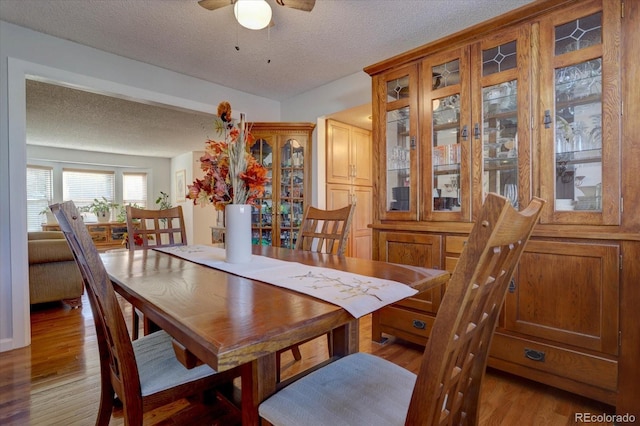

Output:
xmin=115 ymin=202 xmax=143 ymax=223
xmin=155 ymin=191 xmax=172 ymax=210
xmin=81 ymin=197 xmax=119 ymax=223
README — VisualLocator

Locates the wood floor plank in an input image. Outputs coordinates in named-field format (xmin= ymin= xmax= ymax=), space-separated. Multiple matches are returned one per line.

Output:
xmin=0 ymin=293 xmax=615 ymax=425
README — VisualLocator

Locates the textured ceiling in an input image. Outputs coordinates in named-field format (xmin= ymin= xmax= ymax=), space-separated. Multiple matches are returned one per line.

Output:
xmin=3 ymin=0 xmax=534 ymax=158
xmin=26 ymin=80 xmax=216 ymax=158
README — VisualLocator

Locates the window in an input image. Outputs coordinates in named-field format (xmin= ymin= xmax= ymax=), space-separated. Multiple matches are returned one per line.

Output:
xmin=123 ymin=172 xmax=148 ymax=208
xmin=63 ymin=168 xmax=115 ymax=221
xmin=26 ymin=165 xmax=53 ymax=231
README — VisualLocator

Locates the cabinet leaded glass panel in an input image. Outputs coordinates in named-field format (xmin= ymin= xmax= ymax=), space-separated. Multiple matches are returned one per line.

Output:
xmin=431 ymin=57 xmax=463 ymax=213
xmin=554 ymin=12 xmax=603 ymax=212
xmin=481 ymin=39 xmax=519 ymax=208
xmin=482 ymin=40 xmax=517 ymax=76
xmin=386 ymin=76 xmax=409 ymax=101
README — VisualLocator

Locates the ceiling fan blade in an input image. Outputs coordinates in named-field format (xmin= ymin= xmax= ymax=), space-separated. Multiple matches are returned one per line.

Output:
xmin=275 ymin=0 xmax=315 ymax=12
xmin=198 ymin=0 xmax=232 ymax=11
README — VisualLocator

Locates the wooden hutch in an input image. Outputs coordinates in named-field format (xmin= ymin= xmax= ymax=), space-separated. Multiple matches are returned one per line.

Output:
xmin=365 ymin=0 xmax=639 ymax=415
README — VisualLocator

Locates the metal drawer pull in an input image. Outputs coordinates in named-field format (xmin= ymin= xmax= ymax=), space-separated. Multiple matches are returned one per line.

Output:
xmin=524 ymin=348 xmax=545 ymax=362
xmin=412 ymin=319 xmax=426 ymax=330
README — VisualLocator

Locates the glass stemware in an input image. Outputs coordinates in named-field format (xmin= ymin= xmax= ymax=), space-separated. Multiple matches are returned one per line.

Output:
xmin=503 ymin=183 xmax=518 ymax=209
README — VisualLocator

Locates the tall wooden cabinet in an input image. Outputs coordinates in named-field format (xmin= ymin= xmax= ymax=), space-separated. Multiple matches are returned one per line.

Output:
xmin=326 ymin=119 xmax=373 ymax=258
xmin=248 ymin=122 xmax=315 ymax=249
xmin=366 ymin=0 xmax=639 ymax=414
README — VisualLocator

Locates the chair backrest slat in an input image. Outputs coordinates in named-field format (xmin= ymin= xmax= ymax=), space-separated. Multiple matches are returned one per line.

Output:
xmin=126 ymin=206 xmax=187 ymax=251
xmin=295 ymin=205 xmax=355 ymax=256
xmin=51 ymin=201 xmax=144 ymax=415
xmin=405 ymin=193 xmax=544 ymax=425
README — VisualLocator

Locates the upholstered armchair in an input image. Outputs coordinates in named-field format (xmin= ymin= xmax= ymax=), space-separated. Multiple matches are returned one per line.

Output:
xmin=28 ymin=231 xmax=84 ymax=307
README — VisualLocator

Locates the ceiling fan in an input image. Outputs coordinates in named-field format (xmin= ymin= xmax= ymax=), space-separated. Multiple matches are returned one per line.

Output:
xmin=198 ymin=0 xmax=316 ymax=30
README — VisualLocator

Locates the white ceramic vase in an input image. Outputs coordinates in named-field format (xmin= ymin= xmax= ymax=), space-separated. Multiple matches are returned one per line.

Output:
xmin=224 ymin=204 xmax=252 ymax=264
xmin=96 ymin=210 xmax=110 ymax=223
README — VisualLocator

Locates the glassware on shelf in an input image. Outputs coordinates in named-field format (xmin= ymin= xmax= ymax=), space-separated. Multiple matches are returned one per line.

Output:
xmin=573 ymin=172 xmax=602 ymax=211
xmin=555 ymin=114 xmax=572 ymax=155
xmin=503 ymin=183 xmax=518 ymax=209
xmin=482 ymin=77 xmax=519 ymax=207
xmin=434 ymin=173 xmax=460 ymax=211
xmin=433 ymin=94 xmax=460 ymax=125
xmin=484 ymin=81 xmax=516 ymax=113
xmin=570 ymin=121 xmax=586 ymax=152
xmin=588 ymin=125 xmax=602 ymax=150
xmin=386 ymin=106 xmax=411 ymax=212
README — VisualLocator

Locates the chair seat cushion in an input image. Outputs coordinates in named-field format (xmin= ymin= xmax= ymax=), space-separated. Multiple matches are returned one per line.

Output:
xmin=133 ymin=330 xmax=217 ymax=396
xmin=259 ymin=352 xmax=416 ymax=426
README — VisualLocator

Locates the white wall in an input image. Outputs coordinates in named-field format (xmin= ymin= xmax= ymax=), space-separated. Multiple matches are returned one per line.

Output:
xmin=0 ymin=21 xmax=279 ymax=351
xmin=172 ymin=151 xmax=219 ymax=246
xmin=0 ymin=20 xmax=373 ymax=352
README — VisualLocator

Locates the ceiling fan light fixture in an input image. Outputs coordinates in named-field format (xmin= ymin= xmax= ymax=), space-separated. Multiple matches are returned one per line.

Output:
xmin=234 ymin=0 xmax=273 ymax=30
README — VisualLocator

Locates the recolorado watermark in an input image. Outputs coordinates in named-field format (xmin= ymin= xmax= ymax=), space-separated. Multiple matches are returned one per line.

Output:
xmin=575 ymin=412 xmax=636 ymax=423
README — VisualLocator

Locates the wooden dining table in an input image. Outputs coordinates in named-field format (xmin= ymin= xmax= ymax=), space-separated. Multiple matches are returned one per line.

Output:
xmin=100 ymin=245 xmax=449 ymax=425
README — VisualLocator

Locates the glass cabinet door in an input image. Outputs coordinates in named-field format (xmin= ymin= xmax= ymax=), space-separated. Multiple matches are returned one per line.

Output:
xmin=278 ymin=138 xmax=305 ymax=248
xmin=472 ymin=27 xmax=531 ymax=218
xmin=250 ymin=137 xmax=274 ymax=246
xmin=423 ymin=47 xmax=471 ymax=221
xmin=386 ymin=107 xmax=410 ymax=210
xmin=379 ymin=65 xmax=418 ymax=221
xmin=539 ymin=0 xmax=620 ymax=225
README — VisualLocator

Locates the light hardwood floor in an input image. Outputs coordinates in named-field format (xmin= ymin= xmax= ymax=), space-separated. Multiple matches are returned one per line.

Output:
xmin=1 ymin=294 xmax=614 ymax=425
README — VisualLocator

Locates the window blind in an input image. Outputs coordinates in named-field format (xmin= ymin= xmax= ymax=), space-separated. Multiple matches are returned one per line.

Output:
xmin=26 ymin=165 xmax=53 ymax=232
xmin=123 ymin=172 xmax=148 ymax=208
xmin=63 ymin=168 xmax=115 ymax=221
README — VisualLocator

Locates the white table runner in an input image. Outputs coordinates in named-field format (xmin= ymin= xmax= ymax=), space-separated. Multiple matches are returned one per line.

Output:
xmin=154 ymin=245 xmax=417 ymax=318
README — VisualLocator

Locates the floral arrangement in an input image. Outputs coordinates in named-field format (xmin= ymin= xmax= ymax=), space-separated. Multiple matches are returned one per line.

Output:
xmin=187 ymin=101 xmax=269 ymax=210
xmin=121 ymin=232 xmax=153 ymax=247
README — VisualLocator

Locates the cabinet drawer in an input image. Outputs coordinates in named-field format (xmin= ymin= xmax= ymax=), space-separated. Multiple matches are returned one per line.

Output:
xmin=445 ymin=235 xmax=466 ymax=273
xmin=444 ymin=256 xmax=459 ymax=273
xmin=445 ymin=235 xmax=467 ymax=254
xmin=490 ymin=333 xmax=617 ymax=391
xmin=377 ymin=305 xmax=436 ymax=344
xmin=87 ymin=226 xmax=109 ymax=244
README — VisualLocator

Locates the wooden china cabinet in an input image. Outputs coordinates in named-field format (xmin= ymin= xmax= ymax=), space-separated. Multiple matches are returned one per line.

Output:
xmin=366 ymin=0 xmax=639 ymax=414
xmin=248 ymin=122 xmax=315 ymax=249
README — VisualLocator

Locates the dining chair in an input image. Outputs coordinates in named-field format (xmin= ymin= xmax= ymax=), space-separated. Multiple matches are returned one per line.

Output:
xmin=260 ymin=193 xmax=545 ymax=426
xmin=50 ymin=201 xmax=240 ymax=426
xmin=295 ymin=204 xmax=355 ymax=256
xmin=277 ymin=204 xmax=356 ymax=371
xmin=126 ymin=205 xmax=187 ymax=339
xmin=125 ymin=205 xmax=186 ymax=250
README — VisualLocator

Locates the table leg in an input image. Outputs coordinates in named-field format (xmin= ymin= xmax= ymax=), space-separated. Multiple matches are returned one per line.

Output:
xmin=331 ymin=319 xmax=359 ymax=357
xmin=241 ymin=352 xmax=277 ymax=426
